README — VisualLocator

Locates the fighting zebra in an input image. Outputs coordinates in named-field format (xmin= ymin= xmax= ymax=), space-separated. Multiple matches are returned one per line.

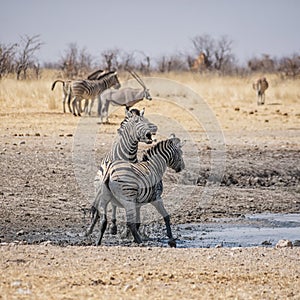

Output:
xmin=252 ymin=77 xmax=269 ymax=105
xmin=51 ymin=69 xmax=107 ymax=114
xmin=87 ymin=135 xmax=185 ymax=247
xmin=72 ymin=71 xmax=121 ymax=116
xmin=93 ymin=107 xmax=158 ymax=234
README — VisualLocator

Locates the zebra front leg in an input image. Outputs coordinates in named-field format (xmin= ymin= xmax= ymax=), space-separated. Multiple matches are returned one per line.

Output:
xmin=151 ymin=198 xmax=176 ymax=247
xmin=67 ymin=94 xmax=73 ymax=113
xmin=72 ymin=97 xmax=78 ymax=116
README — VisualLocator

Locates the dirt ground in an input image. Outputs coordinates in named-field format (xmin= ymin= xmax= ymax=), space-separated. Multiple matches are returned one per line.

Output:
xmin=0 ymin=83 xmax=300 ymax=298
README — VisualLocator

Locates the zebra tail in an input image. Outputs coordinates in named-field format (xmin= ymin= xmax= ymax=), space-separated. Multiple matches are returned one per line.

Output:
xmin=51 ymin=80 xmax=65 ymax=91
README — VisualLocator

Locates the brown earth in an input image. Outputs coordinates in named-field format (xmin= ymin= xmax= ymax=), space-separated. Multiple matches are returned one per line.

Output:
xmin=0 ymin=88 xmax=300 ymax=298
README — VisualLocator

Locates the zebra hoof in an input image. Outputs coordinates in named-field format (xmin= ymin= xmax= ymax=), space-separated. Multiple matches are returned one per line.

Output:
xmin=110 ymin=225 xmax=117 ymax=235
xmin=168 ymin=238 xmax=177 ymax=248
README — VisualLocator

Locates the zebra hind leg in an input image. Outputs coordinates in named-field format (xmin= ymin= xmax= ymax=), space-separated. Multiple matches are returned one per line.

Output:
xmin=127 ymin=222 xmax=142 ymax=244
xmin=125 ymin=204 xmax=143 ymax=244
xmin=110 ymin=205 xmax=117 ymax=235
xmin=85 ymin=206 xmax=99 ymax=237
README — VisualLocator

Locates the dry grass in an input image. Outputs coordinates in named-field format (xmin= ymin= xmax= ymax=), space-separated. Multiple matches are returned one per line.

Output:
xmin=0 ymin=71 xmax=299 ymax=132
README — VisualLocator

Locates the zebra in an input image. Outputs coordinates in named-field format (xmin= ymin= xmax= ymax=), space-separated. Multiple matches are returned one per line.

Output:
xmin=51 ymin=69 xmax=107 ymax=114
xmin=98 ymin=69 xmax=152 ymax=123
xmin=71 ymin=70 xmax=121 ymax=116
xmin=93 ymin=107 xmax=158 ymax=234
xmin=252 ymin=77 xmax=269 ymax=105
xmin=51 ymin=79 xmax=72 ymax=113
xmin=87 ymin=135 xmax=185 ymax=247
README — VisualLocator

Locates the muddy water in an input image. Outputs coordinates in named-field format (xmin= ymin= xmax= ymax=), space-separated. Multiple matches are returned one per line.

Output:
xmin=175 ymin=213 xmax=300 ymax=248
xmin=4 ymin=214 xmax=300 ymax=248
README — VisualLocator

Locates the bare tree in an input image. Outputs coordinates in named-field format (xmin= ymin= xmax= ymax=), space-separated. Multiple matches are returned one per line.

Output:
xmin=16 ymin=34 xmax=43 ymax=80
xmin=0 ymin=43 xmax=17 ymax=79
xmin=190 ymin=34 xmax=236 ymax=74
xmin=214 ymin=35 xmax=235 ymax=73
xmin=101 ymin=48 xmax=120 ymax=71
xmin=278 ymin=53 xmax=300 ymax=78
xmin=60 ymin=43 xmax=93 ymax=78
xmin=190 ymin=34 xmax=214 ymax=69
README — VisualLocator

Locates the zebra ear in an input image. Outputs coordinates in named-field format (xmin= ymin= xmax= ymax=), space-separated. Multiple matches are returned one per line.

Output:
xmin=125 ymin=107 xmax=132 ymax=117
xmin=179 ymin=140 xmax=186 ymax=147
xmin=140 ymin=108 xmax=145 ymax=116
xmin=169 ymin=133 xmax=176 ymax=139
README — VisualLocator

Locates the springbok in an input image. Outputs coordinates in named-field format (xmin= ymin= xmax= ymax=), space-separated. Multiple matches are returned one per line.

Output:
xmin=252 ymin=77 xmax=269 ymax=105
xmin=98 ymin=69 xmax=152 ymax=123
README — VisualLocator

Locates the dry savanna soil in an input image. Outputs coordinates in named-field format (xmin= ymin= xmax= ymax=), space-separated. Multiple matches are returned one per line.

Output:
xmin=0 ymin=73 xmax=299 ymax=299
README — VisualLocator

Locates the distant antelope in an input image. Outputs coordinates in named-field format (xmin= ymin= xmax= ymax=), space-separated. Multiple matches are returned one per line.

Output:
xmin=98 ymin=69 xmax=152 ymax=123
xmin=252 ymin=77 xmax=269 ymax=105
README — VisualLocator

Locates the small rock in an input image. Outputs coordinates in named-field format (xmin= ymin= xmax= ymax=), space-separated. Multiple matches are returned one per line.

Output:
xmin=275 ymin=239 xmax=293 ymax=248
xmin=11 ymin=280 xmax=22 ymax=287
xmin=17 ymin=288 xmax=31 ymax=295
xmin=124 ymin=284 xmax=133 ymax=292
xmin=293 ymin=240 xmax=300 ymax=247
xmin=20 ymin=141 xmax=25 ymax=145
xmin=17 ymin=230 xmax=25 ymax=236
xmin=262 ymin=240 xmax=272 ymax=246
xmin=35 ymin=133 xmax=40 ymax=136
xmin=234 ymin=107 xmax=240 ymax=111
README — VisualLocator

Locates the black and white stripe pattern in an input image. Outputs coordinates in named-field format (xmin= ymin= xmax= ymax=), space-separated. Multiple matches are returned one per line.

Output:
xmin=93 ymin=108 xmax=158 ymax=233
xmin=71 ymin=71 xmax=121 ymax=116
xmin=253 ymin=77 xmax=269 ymax=105
xmin=88 ymin=135 xmax=185 ymax=247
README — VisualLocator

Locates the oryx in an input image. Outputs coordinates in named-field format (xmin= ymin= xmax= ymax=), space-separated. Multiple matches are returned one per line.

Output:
xmin=98 ymin=69 xmax=152 ymax=123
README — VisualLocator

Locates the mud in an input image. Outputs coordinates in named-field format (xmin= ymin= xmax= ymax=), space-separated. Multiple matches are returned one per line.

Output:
xmin=0 ymin=111 xmax=299 ymax=247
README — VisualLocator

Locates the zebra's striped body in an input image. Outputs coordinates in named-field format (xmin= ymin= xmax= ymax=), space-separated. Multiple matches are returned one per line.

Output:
xmin=71 ymin=71 xmax=121 ymax=116
xmin=93 ymin=108 xmax=158 ymax=234
xmin=88 ymin=136 xmax=185 ymax=247
xmin=51 ymin=69 xmax=107 ymax=114
xmin=252 ymin=77 xmax=269 ymax=105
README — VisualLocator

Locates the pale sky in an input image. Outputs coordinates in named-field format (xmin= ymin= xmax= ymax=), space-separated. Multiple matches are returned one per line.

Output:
xmin=1 ymin=0 xmax=299 ymax=65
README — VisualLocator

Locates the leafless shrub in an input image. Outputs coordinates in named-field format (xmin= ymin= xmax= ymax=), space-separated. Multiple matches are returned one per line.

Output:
xmin=0 ymin=42 xmax=17 ymax=79
xmin=15 ymin=34 xmax=43 ymax=80
xmin=248 ymin=54 xmax=276 ymax=73
xmin=278 ymin=53 xmax=300 ymax=79
xmin=157 ymin=54 xmax=188 ymax=72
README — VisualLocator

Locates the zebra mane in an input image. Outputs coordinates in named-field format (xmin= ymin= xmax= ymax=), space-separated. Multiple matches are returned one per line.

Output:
xmin=142 ymin=137 xmax=181 ymax=161
xmin=117 ymin=108 xmax=141 ymax=134
xmin=95 ymin=70 xmax=116 ymax=81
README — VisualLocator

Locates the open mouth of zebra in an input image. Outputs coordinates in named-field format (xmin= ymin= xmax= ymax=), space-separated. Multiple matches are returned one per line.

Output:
xmin=144 ymin=131 xmax=156 ymax=144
